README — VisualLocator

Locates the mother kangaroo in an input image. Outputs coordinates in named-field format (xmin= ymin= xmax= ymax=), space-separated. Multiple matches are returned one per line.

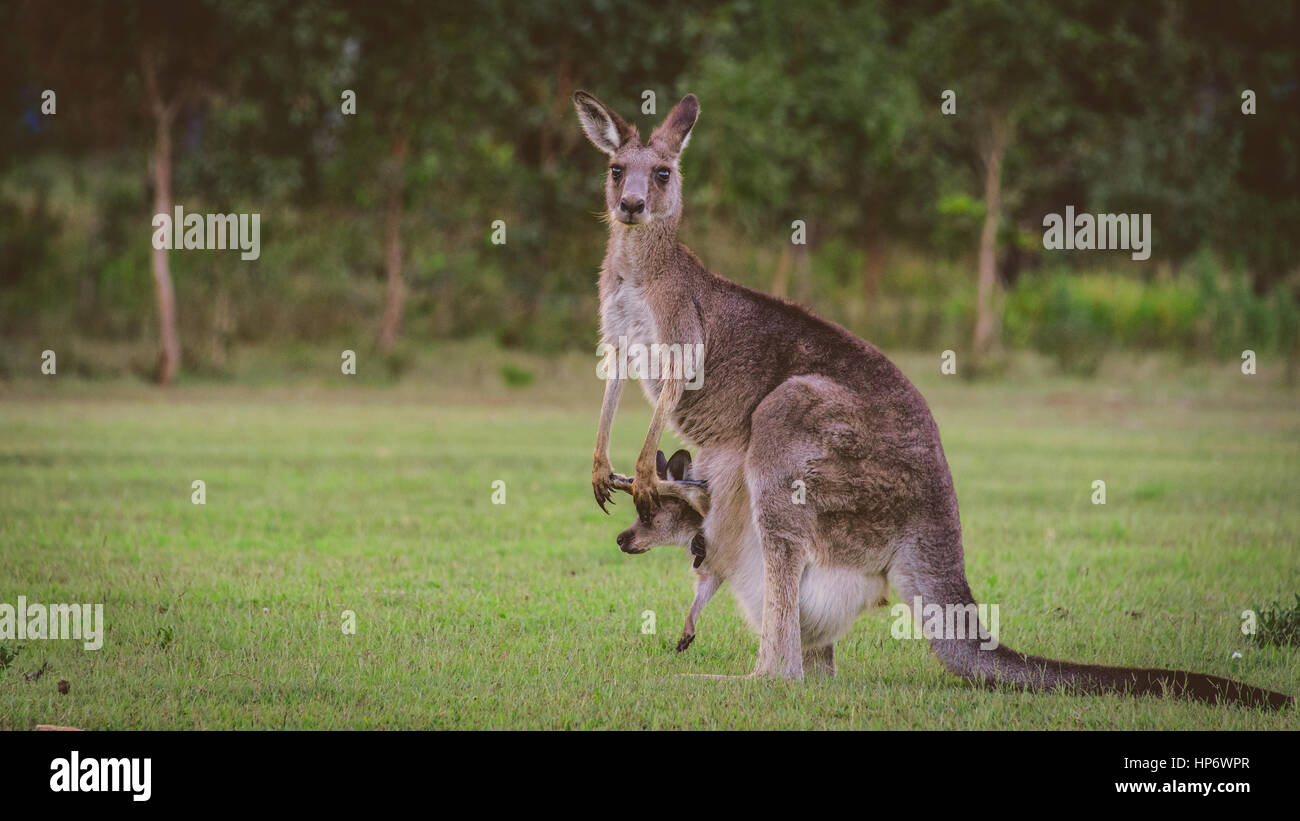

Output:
xmin=576 ymin=90 xmax=1290 ymax=708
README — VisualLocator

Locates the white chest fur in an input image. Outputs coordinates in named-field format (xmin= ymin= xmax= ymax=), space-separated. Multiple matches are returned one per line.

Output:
xmin=718 ymin=542 xmax=883 ymax=649
xmin=601 ymin=277 xmax=658 ymax=347
xmin=601 ymin=276 xmax=662 ymax=403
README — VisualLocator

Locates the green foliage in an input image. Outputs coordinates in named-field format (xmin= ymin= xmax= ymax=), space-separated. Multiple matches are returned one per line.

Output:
xmin=1250 ymin=594 xmax=1300 ymax=649
xmin=3 ymin=0 xmax=1297 ymax=372
xmin=1004 ymin=262 xmax=1299 ymax=376
xmin=0 ymin=645 xmax=22 ymax=671
xmin=500 ymin=363 xmax=536 ymax=388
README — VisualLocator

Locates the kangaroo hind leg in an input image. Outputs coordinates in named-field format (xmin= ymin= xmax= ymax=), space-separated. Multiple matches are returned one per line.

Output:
xmin=803 ymin=644 xmax=836 ymax=677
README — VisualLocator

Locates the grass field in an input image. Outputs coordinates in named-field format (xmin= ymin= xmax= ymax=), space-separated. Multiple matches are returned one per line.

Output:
xmin=1 ymin=346 xmax=1297 ymax=729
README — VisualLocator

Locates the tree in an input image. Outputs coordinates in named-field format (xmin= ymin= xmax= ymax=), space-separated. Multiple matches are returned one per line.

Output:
xmin=336 ymin=1 xmax=516 ymax=352
xmin=138 ymin=47 xmax=184 ymax=384
xmin=903 ymin=0 xmax=1120 ymax=365
xmin=692 ymin=0 xmax=922 ymax=305
xmin=24 ymin=1 xmax=258 ymax=383
xmin=111 ymin=3 xmax=246 ymax=384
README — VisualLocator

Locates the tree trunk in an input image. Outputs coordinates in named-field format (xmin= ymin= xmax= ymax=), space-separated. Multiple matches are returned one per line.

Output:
xmin=863 ymin=201 xmax=884 ymax=303
xmin=144 ymin=54 xmax=180 ymax=385
xmin=973 ymin=110 xmax=1009 ymax=361
xmin=771 ymin=244 xmax=792 ymax=298
xmin=378 ymin=133 xmax=410 ymax=352
xmin=794 ymin=243 xmax=812 ymax=306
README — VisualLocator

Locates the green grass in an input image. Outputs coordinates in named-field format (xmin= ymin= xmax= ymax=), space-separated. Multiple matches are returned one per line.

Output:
xmin=0 ymin=348 xmax=1297 ymax=729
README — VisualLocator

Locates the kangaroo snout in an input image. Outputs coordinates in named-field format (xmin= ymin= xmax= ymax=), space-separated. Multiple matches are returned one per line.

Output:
xmin=618 ymin=196 xmax=645 ymax=217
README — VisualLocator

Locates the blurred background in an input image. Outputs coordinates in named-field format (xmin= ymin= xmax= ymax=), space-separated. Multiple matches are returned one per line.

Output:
xmin=1 ymin=0 xmax=1297 ymax=386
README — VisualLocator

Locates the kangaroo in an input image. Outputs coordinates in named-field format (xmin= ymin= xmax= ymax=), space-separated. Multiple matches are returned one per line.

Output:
xmin=611 ymin=449 xmax=716 ymax=653
xmin=575 ymin=90 xmax=1293 ymax=708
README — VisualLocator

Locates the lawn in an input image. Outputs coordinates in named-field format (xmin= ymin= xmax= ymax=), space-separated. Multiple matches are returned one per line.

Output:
xmin=1 ymin=347 xmax=1297 ymax=729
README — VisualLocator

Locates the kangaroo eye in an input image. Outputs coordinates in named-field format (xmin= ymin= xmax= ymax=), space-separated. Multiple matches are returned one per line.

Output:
xmin=610 ymin=166 xmax=624 ymax=180
xmin=656 ymin=169 xmax=671 ymax=183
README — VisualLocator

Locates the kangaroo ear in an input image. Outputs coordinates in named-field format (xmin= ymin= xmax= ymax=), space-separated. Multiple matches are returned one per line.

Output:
xmin=573 ymin=91 xmax=635 ymax=156
xmin=656 ymin=450 xmax=668 ymax=479
xmin=666 ymin=449 xmax=692 ymax=481
xmin=650 ymin=93 xmax=699 ymax=155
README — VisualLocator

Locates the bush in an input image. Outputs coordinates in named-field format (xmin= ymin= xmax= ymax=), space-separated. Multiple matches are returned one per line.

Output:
xmin=1249 ymin=594 xmax=1300 ymax=648
xmin=1004 ymin=256 xmax=1299 ymax=376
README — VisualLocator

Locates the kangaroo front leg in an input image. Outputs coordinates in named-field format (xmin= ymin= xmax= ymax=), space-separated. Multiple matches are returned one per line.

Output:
xmin=592 ymin=375 xmax=625 ymax=512
xmin=677 ymin=573 xmax=721 ymax=652
xmin=633 ymin=378 xmax=685 ymax=521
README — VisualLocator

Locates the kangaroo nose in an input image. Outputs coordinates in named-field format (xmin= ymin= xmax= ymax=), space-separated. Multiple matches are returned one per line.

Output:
xmin=616 ymin=530 xmax=632 ymax=550
xmin=619 ymin=197 xmax=645 ymax=216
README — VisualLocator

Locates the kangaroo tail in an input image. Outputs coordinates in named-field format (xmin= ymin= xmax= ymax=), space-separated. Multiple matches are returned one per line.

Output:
xmin=910 ymin=569 xmax=1293 ymax=711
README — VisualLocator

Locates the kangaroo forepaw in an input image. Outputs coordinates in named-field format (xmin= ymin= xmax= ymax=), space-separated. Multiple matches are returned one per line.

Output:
xmin=632 ymin=476 xmax=662 ymax=523
xmin=592 ymin=463 xmax=617 ymax=513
